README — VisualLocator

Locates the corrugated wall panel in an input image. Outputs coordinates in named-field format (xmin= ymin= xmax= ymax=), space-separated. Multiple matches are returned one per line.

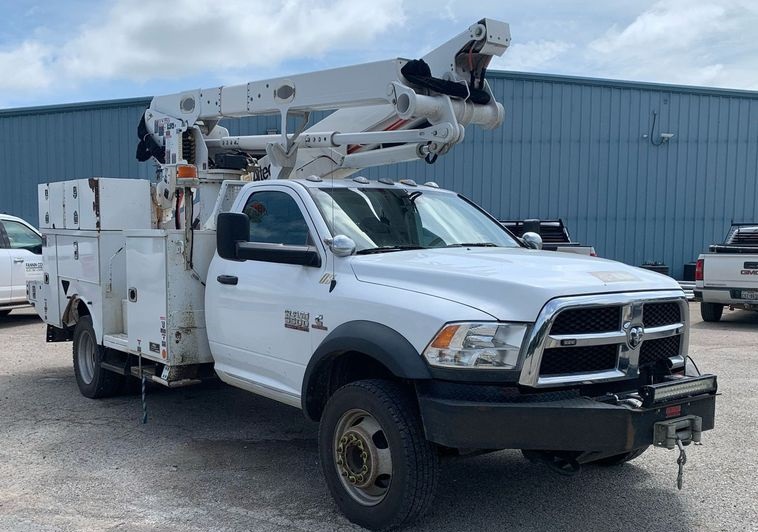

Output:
xmin=1 ymin=73 xmax=757 ymax=278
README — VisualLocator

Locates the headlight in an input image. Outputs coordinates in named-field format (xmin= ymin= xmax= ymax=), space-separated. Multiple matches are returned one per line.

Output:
xmin=423 ymin=322 xmax=528 ymax=369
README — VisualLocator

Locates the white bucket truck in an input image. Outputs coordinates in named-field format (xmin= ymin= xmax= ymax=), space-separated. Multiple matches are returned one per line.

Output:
xmin=29 ymin=19 xmax=717 ymax=530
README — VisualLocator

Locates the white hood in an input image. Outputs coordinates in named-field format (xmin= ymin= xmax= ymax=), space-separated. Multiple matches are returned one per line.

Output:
xmin=350 ymin=248 xmax=681 ymax=321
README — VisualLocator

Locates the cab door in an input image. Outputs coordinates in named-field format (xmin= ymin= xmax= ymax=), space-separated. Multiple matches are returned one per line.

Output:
xmin=0 ymin=219 xmax=43 ymax=301
xmin=207 ymin=186 xmax=328 ymax=404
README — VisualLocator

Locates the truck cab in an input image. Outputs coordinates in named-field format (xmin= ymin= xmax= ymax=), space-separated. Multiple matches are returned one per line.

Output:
xmin=0 ymin=213 xmax=43 ymax=316
xmin=203 ymin=176 xmax=716 ymax=528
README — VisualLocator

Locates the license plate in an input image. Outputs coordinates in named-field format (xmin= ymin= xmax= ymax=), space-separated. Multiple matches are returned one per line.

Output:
xmin=741 ymin=290 xmax=758 ymax=300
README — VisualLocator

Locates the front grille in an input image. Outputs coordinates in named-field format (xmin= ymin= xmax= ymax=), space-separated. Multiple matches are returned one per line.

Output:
xmin=639 ymin=335 xmax=680 ymax=367
xmin=643 ymin=302 xmax=681 ymax=328
xmin=524 ymin=292 xmax=689 ymax=387
xmin=550 ymin=306 xmax=622 ymax=335
xmin=539 ymin=344 xmax=618 ymax=376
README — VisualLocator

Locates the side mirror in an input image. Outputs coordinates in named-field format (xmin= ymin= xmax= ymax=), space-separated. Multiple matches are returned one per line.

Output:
xmin=522 ymin=231 xmax=543 ymax=250
xmin=217 ymin=211 xmax=322 ymax=267
xmin=326 ymin=235 xmax=356 ymax=257
xmin=217 ymin=212 xmax=249 ymax=260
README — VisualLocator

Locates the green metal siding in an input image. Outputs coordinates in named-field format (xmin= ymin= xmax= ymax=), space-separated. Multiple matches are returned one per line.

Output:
xmin=1 ymin=72 xmax=757 ymax=278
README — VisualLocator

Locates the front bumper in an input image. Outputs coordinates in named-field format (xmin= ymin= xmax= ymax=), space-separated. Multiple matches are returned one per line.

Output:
xmin=417 ymin=378 xmax=716 ymax=452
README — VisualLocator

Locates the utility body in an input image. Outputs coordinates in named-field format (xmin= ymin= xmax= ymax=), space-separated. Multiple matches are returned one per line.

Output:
xmin=695 ymin=222 xmax=758 ymax=321
xmin=29 ymin=19 xmax=717 ymax=530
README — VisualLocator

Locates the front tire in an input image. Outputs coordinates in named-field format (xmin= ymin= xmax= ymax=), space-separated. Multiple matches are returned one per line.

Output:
xmin=700 ymin=302 xmax=723 ymax=322
xmin=0 ymin=309 xmax=11 ymax=318
xmin=318 ymin=379 xmax=439 ymax=531
xmin=72 ymin=316 xmax=123 ymax=398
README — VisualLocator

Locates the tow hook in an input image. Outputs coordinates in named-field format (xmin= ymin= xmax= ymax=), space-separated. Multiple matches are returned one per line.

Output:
xmin=653 ymin=415 xmax=703 ymax=490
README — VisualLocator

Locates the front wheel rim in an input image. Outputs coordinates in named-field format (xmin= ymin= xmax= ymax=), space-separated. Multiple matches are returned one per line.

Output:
xmin=333 ymin=408 xmax=393 ymax=506
xmin=77 ymin=330 xmax=97 ymax=385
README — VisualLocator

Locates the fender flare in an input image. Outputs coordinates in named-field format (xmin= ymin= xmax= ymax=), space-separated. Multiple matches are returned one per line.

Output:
xmin=301 ymin=320 xmax=432 ymax=420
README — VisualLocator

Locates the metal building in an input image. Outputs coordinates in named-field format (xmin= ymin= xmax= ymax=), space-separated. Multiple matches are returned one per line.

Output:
xmin=2 ymin=71 xmax=757 ymax=278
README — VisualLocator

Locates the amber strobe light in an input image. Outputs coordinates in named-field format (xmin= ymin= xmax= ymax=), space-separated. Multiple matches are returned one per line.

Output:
xmin=177 ymin=164 xmax=198 ymax=178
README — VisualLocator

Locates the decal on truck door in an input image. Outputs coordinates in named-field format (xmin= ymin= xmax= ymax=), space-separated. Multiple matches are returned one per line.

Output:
xmin=312 ymin=315 xmax=328 ymax=331
xmin=284 ymin=310 xmax=310 ymax=332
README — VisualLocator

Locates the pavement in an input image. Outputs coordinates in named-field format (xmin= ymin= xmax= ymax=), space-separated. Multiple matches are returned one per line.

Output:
xmin=0 ymin=304 xmax=756 ymax=532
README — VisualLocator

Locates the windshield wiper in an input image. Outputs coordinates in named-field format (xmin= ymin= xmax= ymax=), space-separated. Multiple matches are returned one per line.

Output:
xmin=445 ymin=242 xmax=499 ymax=248
xmin=356 ymin=245 xmax=425 ymax=255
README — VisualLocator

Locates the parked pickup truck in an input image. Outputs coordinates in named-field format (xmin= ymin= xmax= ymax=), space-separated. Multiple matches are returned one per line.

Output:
xmin=695 ymin=222 xmax=758 ymax=321
xmin=501 ymin=219 xmax=596 ymax=256
xmin=0 ymin=213 xmax=43 ymax=316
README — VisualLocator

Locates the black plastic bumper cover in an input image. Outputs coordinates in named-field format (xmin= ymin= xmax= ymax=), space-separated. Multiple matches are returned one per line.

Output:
xmin=417 ymin=382 xmax=716 ymax=452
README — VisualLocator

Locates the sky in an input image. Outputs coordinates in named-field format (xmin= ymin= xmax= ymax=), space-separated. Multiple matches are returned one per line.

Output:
xmin=0 ymin=0 xmax=755 ymax=109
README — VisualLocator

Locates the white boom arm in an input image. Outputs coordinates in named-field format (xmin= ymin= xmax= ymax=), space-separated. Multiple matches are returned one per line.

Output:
xmin=136 ymin=18 xmax=510 ymax=212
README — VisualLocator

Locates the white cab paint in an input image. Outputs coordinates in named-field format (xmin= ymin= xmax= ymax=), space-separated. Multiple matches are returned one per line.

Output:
xmin=0 ymin=214 xmax=43 ymax=309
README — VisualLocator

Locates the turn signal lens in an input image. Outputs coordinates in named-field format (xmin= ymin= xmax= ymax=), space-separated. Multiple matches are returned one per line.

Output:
xmin=430 ymin=325 xmax=460 ymax=349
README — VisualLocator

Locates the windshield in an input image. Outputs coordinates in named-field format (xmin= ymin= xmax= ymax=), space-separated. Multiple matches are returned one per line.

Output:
xmin=309 ymin=187 xmax=519 ymax=253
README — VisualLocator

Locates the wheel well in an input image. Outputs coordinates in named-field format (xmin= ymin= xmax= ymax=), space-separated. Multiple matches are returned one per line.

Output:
xmin=61 ymin=296 xmax=91 ymax=330
xmin=76 ymin=300 xmax=90 ymax=317
xmin=305 ymin=351 xmax=403 ymax=421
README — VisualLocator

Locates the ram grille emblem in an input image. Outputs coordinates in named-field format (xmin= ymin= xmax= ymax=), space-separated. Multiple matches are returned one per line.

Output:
xmin=628 ymin=326 xmax=644 ymax=349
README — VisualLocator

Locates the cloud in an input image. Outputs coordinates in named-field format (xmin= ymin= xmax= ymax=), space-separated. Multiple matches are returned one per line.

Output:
xmin=491 ymin=40 xmax=574 ymax=72
xmin=585 ymin=0 xmax=758 ymax=88
xmin=0 ymin=0 xmax=404 ymax=95
xmin=0 ymin=41 xmax=54 ymax=91
xmin=487 ymin=0 xmax=758 ymax=90
xmin=1 ymin=0 xmax=758 ymax=107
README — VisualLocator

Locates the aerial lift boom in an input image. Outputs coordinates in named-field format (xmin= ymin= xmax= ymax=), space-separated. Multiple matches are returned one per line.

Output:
xmin=136 ymin=18 xmax=511 ymax=228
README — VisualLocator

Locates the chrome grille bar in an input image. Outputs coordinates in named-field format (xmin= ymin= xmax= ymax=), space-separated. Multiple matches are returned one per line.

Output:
xmin=518 ymin=290 xmax=688 ymax=388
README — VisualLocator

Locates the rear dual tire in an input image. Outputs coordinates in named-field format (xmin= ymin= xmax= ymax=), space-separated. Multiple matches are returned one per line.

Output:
xmin=72 ymin=316 xmax=123 ymax=398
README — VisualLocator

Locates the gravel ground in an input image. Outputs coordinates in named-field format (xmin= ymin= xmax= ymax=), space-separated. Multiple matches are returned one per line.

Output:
xmin=0 ymin=304 xmax=756 ymax=532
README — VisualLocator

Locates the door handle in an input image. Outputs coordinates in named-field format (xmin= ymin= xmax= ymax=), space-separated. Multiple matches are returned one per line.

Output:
xmin=217 ymin=275 xmax=238 ymax=285
xmin=13 ymin=258 xmax=24 ymax=263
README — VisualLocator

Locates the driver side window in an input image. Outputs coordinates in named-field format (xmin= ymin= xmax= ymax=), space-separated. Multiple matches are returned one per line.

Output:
xmin=2 ymin=220 xmax=42 ymax=253
xmin=242 ymin=191 xmax=311 ymax=246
